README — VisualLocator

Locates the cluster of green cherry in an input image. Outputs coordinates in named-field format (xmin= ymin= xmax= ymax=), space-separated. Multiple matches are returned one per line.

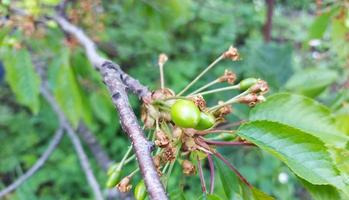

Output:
xmin=106 ymin=46 xmax=269 ymax=199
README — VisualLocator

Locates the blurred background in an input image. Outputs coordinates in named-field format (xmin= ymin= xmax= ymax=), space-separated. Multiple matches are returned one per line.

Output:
xmin=0 ymin=0 xmax=348 ymax=199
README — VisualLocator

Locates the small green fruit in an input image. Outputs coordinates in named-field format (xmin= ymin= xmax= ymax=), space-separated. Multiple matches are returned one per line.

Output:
xmin=106 ymin=169 xmax=121 ymax=188
xmin=195 ymin=112 xmax=215 ymax=130
xmin=239 ymin=78 xmax=258 ymax=90
xmin=134 ymin=180 xmax=147 ymax=200
xmin=171 ymin=100 xmax=200 ymax=128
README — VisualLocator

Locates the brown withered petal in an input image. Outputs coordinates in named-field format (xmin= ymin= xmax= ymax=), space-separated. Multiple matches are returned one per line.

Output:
xmin=153 ymin=155 xmax=162 ymax=168
xmin=183 ymin=128 xmax=197 ymax=137
xmin=190 ymin=95 xmax=207 ymax=111
xmin=218 ymin=69 xmax=237 ymax=84
xmin=182 ymin=160 xmax=196 ymax=176
xmin=162 ymin=145 xmax=176 ymax=162
xmin=116 ymin=177 xmax=132 ymax=193
xmin=141 ymin=105 xmax=157 ymax=129
xmin=249 ymin=80 xmax=269 ymax=94
xmin=223 ymin=46 xmax=240 ymax=61
xmin=154 ymin=130 xmax=170 ymax=148
xmin=173 ymin=127 xmax=183 ymax=138
xmin=182 ymin=135 xmax=197 ymax=152
xmin=151 ymin=88 xmax=175 ymax=100
xmin=214 ymin=101 xmax=232 ymax=117
xmin=238 ymin=93 xmax=258 ymax=105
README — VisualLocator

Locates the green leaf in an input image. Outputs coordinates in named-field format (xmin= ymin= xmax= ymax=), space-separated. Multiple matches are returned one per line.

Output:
xmin=1 ymin=48 xmax=41 ymax=113
xmin=308 ymin=11 xmax=332 ymax=39
xmin=251 ymin=187 xmax=275 ymax=200
xmin=285 ymin=68 xmax=338 ymax=97
xmin=89 ymin=91 xmax=113 ymax=124
xmin=237 ymin=121 xmax=345 ymax=189
xmin=215 ymin=157 xmax=239 ymax=199
xmin=206 ymin=194 xmax=223 ymax=200
xmin=328 ymin=147 xmax=349 ymax=179
xmin=249 ymin=93 xmax=349 ymax=148
xmin=298 ymin=178 xmax=343 ymax=200
xmin=50 ymin=49 xmax=83 ymax=128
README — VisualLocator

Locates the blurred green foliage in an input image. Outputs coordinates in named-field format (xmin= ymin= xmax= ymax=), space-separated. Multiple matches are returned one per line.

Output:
xmin=0 ymin=0 xmax=349 ymax=199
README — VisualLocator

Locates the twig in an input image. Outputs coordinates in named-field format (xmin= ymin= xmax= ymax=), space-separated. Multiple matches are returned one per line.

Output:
xmin=0 ymin=128 xmax=64 ymax=198
xmin=77 ymin=122 xmax=113 ymax=171
xmin=207 ymin=154 xmax=215 ymax=194
xmin=197 ymin=156 xmax=207 ymax=194
xmin=40 ymin=84 xmax=104 ymax=200
xmin=52 ymin=14 xmax=167 ymax=200
xmin=263 ymin=0 xmax=274 ymax=42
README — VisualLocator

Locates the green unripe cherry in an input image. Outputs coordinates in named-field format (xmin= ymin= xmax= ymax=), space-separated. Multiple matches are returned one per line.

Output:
xmin=171 ymin=100 xmax=200 ymax=128
xmin=134 ymin=180 xmax=147 ymax=200
xmin=239 ymin=78 xmax=258 ymax=90
xmin=195 ymin=112 xmax=215 ymax=130
xmin=106 ymin=169 xmax=121 ymax=188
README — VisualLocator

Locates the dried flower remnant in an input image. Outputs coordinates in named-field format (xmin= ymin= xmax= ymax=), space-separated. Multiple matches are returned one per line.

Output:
xmin=218 ymin=70 xmax=237 ymax=84
xmin=182 ymin=160 xmax=196 ymax=176
xmin=154 ymin=129 xmax=170 ymax=148
xmin=223 ymin=46 xmax=240 ymax=61
xmin=214 ymin=101 xmax=232 ymax=117
xmin=116 ymin=176 xmax=132 ymax=193
xmin=190 ymin=95 xmax=207 ymax=111
xmin=250 ymin=80 xmax=269 ymax=94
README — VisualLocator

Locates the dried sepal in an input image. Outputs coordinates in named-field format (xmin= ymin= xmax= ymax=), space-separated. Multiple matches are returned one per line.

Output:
xmin=182 ymin=160 xmax=196 ymax=176
xmin=141 ymin=104 xmax=158 ymax=129
xmin=238 ymin=93 xmax=265 ymax=107
xmin=162 ymin=145 xmax=176 ymax=162
xmin=249 ymin=80 xmax=269 ymax=94
xmin=151 ymin=88 xmax=175 ymax=101
xmin=218 ymin=69 xmax=236 ymax=84
xmin=154 ymin=129 xmax=170 ymax=148
xmin=223 ymin=46 xmax=240 ymax=61
xmin=173 ymin=127 xmax=183 ymax=138
xmin=116 ymin=176 xmax=132 ymax=193
xmin=213 ymin=101 xmax=232 ymax=117
xmin=190 ymin=95 xmax=207 ymax=111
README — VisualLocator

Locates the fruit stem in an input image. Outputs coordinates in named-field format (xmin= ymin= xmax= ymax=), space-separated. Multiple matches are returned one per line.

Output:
xmin=189 ymin=84 xmax=240 ymax=97
xmin=187 ymin=79 xmax=220 ymax=96
xmin=128 ymin=167 xmax=140 ymax=178
xmin=177 ymin=55 xmax=225 ymax=96
xmin=213 ymin=152 xmax=252 ymax=188
xmin=196 ymin=129 xmax=236 ymax=135
xmin=197 ymin=156 xmax=207 ymax=194
xmin=164 ymin=146 xmax=181 ymax=188
xmin=117 ymin=145 xmax=133 ymax=171
xmin=204 ymin=140 xmax=255 ymax=146
xmin=207 ymin=154 xmax=215 ymax=194
xmin=159 ymin=62 xmax=165 ymax=89
xmin=163 ymin=96 xmax=188 ymax=101
xmin=208 ymin=89 xmax=250 ymax=112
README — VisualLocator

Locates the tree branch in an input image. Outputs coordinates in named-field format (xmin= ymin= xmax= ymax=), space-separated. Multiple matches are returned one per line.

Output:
xmin=52 ymin=14 xmax=167 ymax=200
xmin=0 ymin=128 xmax=64 ymax=198
xmin=263 ymin=0 xmax=274 ymax=42
xmin=77 ymin=122 xmax=113 ymax=172
xmin=40 ymin=84 xmax=104 ymax=200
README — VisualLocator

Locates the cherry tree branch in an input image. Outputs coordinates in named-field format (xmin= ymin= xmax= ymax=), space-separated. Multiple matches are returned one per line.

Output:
xmin=40 ymin=84 xmax=104 ymax=200
xmin=51 ymin=14 xmax=167 ymax=200
xmin=0 ymin=128 xmax=64 ymax=198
